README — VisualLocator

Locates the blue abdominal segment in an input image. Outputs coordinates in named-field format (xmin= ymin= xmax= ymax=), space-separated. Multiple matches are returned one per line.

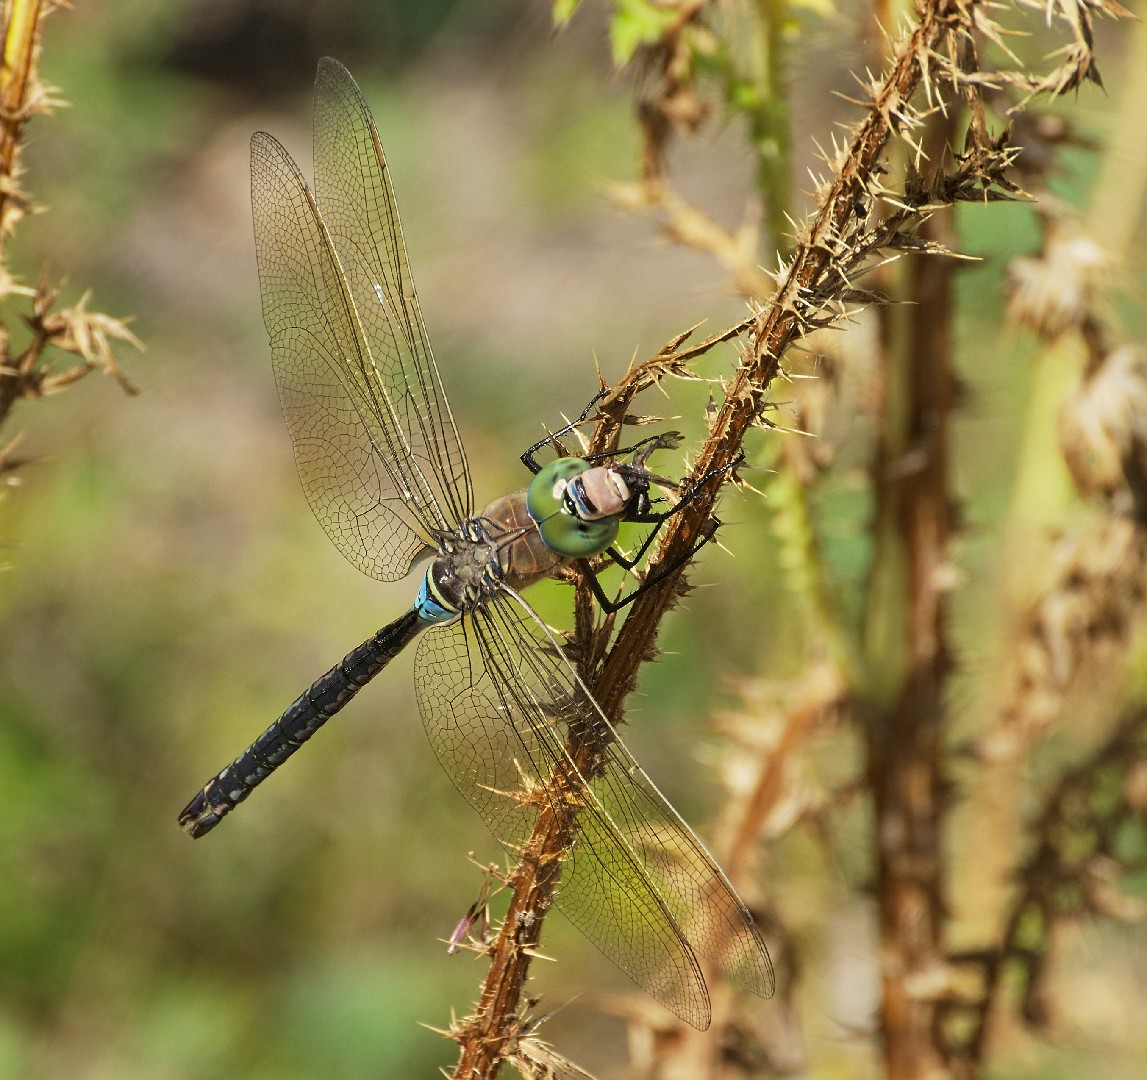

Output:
xmin=416 ymin=572 xmax=461 ymax=625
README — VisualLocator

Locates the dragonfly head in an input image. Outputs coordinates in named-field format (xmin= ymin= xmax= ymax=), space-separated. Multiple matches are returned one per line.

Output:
xmin=526 ymin=457 xmax=623 ymax=558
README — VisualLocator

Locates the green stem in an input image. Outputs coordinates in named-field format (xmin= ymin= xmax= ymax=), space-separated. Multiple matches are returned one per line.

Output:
xmin=769 ymin=467 xmax=861 ymax=684
xmin=750 ymin=0 xmax=792 ymax=255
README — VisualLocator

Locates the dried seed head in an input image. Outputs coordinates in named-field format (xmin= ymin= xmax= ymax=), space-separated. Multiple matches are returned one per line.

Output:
xmin=1007 ymin=217 xmax=1108 ymax=338
xmin=1060 ymin=346 xmax=1147 ymax=510
xmin=979 ymin=518 xmax=1146 ymax=761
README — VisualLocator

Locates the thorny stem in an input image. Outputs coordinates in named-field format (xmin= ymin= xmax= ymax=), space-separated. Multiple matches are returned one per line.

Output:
xmin=862 ymin=105 xmax=959 ymax=1080
xmin=450 ymin=786 xmax=576 ymax=1078
xmin=953 ymin=702 xmax=1147 ymax=1071
xmin=749 ymin=0 xmax=792 ymax=256
xmin=592 ymin=0 xmax=970 ymax=719
xmin=0 ymin=0 xmax=45 ymax=426
xmin=0 ymin=0 xmax=44 ymax=257
xmin=0 ymin=3 xmax=138 ymax=435
xmin=450 ymin=2 xmax=975 ymax=1075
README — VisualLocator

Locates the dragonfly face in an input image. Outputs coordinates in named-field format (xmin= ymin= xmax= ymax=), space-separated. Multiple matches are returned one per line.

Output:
xmin=526 ymin=457 xmax=632 ymax=558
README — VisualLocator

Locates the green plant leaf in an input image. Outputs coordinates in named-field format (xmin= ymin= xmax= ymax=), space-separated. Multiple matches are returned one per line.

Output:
xmin=609 ymin=0 xmax=679 ymax=66
xmin=553 ymin=0 xmax=583 ymax=26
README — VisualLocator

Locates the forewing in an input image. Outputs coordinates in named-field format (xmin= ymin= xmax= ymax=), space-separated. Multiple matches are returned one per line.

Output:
xmin=313 ymin=57 xmax=472 ymax=530
xmin=577 ymin=683 xmax=776 ymax=1001
xmin=492 ymin=597 xmax=774 ymax=1000
xmin=415 ymin=608 xmax=710 ymax=1028
xmin=251 ymin=130 xmax=439 ymax=580
xmin=414 ymin=594 xmax=774 ymax=1025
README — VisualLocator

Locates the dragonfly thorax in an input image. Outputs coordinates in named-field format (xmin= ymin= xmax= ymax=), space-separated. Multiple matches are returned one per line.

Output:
xmin=426 ymin=458 xmax=646 ymax=615
xmin=426 ymin=536 xmax=496 ymax=613
xmin=425 ymin=489 xmax=568 ymax=614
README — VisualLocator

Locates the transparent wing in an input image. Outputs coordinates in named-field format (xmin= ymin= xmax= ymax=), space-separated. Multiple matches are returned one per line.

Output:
xmin=414 ymin=595 xmax=774 ymax=1028
xmin=251 ymin=138 xmax=453 ymax=581
xmin=252 ymin=130 xmax=436 ymax=578
xmin=312 ymin=56 xmax=472 ymax=531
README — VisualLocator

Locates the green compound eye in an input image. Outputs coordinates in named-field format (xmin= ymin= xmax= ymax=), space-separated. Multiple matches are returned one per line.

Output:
xmin=526 ymin=458 xmax=620 ymax=558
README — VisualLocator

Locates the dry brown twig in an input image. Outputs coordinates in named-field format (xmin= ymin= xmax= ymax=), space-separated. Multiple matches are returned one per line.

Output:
xmin=445 ymin=1 xmax=1133 ymax=1077
xmin=950 ymin=705 xmax=1147 ymax=1072
xmin=0 ymin=0 xmax=140 ymax=451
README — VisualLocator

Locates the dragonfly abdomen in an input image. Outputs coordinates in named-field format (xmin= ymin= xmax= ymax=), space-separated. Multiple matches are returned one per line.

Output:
xmin=179 ymin=607 xmax=425 ymax=837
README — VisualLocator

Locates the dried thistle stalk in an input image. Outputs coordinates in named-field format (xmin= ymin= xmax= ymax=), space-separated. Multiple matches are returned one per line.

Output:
xmin=448 ymin=1 xmax=1131 ymax=1076
xmin=0 ymin=1 xmax=140 ymax=449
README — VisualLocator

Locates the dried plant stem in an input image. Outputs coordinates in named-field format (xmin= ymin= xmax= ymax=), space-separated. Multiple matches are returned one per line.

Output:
xmin=450 ymin=804 xmax=572 ymax=1077
xmin=863 ymin=106 xmax=959 ymax=1080
xmin=592 ymin=0 xmax=967 ymax=720
xmin=0 ymin=0 xmax=46 ymax=251
xmin=954 ymin=703 xmax=1147 ymax=1070
xmin=0 ymin=0 xmax=47 ymax=425
xmin=450 ymin=3 xmax=972 ymax=1075
xmin=723 ymin=661 xmax=848 ymax=883
xmin=0 ymin=2 xmax=139 ymax=440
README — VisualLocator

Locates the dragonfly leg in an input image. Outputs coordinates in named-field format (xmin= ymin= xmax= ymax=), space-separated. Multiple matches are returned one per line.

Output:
xmin=521 ymin=388 xmax=609 ymax=474
xmin=609 ymin=452 xmax=743 ymax=568
xmin=587 ymin=452 xmax=743 ymax=612
xmin=523 ymin=383 xmax=694 ymax=481
xmin=626 ymin=453 xmax=745 ymax=527
xmin=581 ymin=431 xmax=682 ymax=467
xmin=521 ymin=390 xmax=684 ymax=467
xmin=585 ymin=514 xmax=722 ymax=614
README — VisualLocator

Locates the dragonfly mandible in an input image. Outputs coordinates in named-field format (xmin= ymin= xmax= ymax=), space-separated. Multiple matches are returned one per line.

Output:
xmin=178 ymin=57 xmax=774 ymax=1029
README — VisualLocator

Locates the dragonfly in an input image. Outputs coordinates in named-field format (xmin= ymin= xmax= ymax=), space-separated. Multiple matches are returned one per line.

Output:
xmin=179 ymin=57 xmax=773 ymax=1029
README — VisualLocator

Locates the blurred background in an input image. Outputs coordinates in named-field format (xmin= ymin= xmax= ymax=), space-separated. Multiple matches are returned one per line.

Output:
xmin=0 ymin=2 xmax=1144 ymax=1078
